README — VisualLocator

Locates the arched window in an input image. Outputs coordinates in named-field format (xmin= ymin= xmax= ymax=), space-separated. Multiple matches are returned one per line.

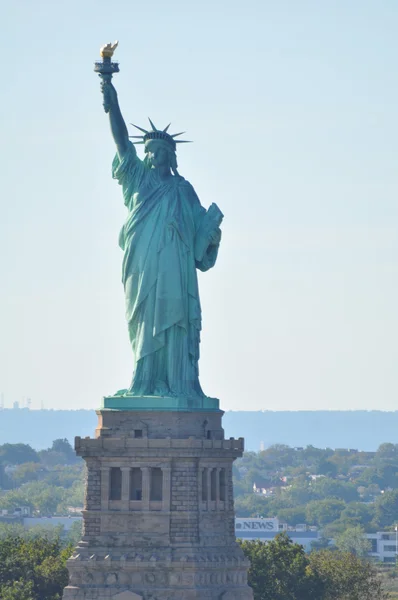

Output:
xmin=109 ymin=467 xmax=122 ymax=500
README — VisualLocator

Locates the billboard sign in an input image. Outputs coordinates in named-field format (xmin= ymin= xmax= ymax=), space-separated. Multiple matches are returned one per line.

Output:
xmin=235 ymin=518 xmax=279 ymax=532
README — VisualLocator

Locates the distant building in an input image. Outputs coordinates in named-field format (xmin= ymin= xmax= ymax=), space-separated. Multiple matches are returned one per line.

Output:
xmin=236 ymin=517 xmax=398 ymax=562
xmin=235 ymin=517 xmax=320 ymax=552
xmin=23 ymin=516 xmax=82 ymax=534
xmin=367 ymin=531 xmax=397 ymax=564
xmin=253 ymin=478 xmax=286 ymax=496
xmin=4 ymin=465 xmax=18 ymax=475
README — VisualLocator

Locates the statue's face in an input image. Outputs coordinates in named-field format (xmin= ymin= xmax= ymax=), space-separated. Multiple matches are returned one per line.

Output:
xmin=146 ymin=141 xmax=170 ymax=169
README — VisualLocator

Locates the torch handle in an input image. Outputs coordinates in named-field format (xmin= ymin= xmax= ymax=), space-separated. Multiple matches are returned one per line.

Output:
xmin=94 ymin=53 xmax=120 ymax=114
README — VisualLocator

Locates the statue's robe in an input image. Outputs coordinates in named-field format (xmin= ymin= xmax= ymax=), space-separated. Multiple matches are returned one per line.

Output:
xmin=112 ymin=143 xmax=220 ymax=397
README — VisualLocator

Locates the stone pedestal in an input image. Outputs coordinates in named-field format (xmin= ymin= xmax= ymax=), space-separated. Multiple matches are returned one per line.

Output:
xmin=63 ymin=407 xmax=253 ymax=600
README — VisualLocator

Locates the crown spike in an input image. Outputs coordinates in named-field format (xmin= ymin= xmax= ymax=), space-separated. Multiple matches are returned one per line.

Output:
xmin=131 ymin=123 xmax=149 ymax=134
xmin=128 ymin=120 xmax=192 ymax=149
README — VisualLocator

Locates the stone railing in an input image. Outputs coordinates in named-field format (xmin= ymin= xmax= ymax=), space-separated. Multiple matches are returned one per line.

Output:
xmin=75 ymin=436 xmax=244 ymax=452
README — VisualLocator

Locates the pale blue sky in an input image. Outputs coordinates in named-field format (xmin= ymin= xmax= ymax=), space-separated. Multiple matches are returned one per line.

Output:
xmin=0 ymin=0 xmax=397 ymax=411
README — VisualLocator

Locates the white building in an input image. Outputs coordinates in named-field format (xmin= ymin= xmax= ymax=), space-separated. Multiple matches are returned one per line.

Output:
xmin=235 ymin=517 xmax=321 ymax=552
xmin=235 ymin=517 xmax=398 ymax=563
xmin=367 ymin=531 xmax=397 ymax=564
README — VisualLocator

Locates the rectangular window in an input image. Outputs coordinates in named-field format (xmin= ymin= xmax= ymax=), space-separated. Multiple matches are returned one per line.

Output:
xmin=150 ymin=467 xmax=163 ymax=501
xmin=220 ymin=468 xmax=226 ymax=501
xmin=202 ymin=469 xmax=207 ymax=501
xmin=384 ymin=545 xmax=397 ymax=552
xmin=211 ymin=468 xmax=217 ymax=501
xmin=134 ymin=430 xmax=143 ymax=438
xmin=384 ymin=557 xmax=396 ymax=563
xmin=370 ymin=539 xmax=378 ymax=553
xmin=130 ymin=468 xmax=142 ymax=501
xmin=109 ymin=467 xmax=122 ymax=501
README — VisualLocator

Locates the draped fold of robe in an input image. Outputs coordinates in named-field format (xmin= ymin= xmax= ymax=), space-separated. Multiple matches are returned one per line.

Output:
xmin=112 ymin=142 xmax=220 ymax=397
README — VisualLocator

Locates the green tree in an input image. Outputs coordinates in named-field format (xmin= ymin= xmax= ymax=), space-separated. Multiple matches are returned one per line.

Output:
xmin=50 ymin=439 xmax=78 ymax=464
xmin=335 ymin=526 xmax=371 ymax=557
xmin=306 ymin=499 xmax=346 ymax=527
xmin=239 ymin=534 xmax=321 ymax=600
xmin=311 ymin=477 xmax=359 ymax=503
xmin=374 ymin=489 xmax=398 ymax=528
xmin=317 ymin=458 xmax=338 ymax=478
xmin=377 ymin=464 xmax=398 ymax=490
xmin=38 ymin=450 xmax=69 ymax=468
xmin=11 ymin=462 xmax=43 ymax=486
xmin=340 ymin=502 xmax=374 ymax=528
xmin=234 ymin=493 xmax=272 ymax=518
xmin=277 ymin=506 xmax=307 ymax=526
xmin=0 ymin=444 xmax=39 ymax=466
xmin=0 ymin=579 xmax=35 ymax=600
xmin=308 ymin=550 xmax=389 ymax=600
xmin=42 ymin=464 xmax=84 ymax=489
xmin=0 ymin=535 xmax=71 ymax=600
xmin=284 ymin=478 xmax=314 ymax=505
xmin=65 ymin=520 xmax=83 ymax=546
xmin=376 ymin=443 xmax=398 ymax=461
xmin=0 ymin=463 xmax=11 ymax=489
xmin=310 ymin=536 xmax=334 ymax=551
xmin=0 ymin=482 xmax=67 ymax=516
xmin=0 ymin=523 xmax=25 ymax=539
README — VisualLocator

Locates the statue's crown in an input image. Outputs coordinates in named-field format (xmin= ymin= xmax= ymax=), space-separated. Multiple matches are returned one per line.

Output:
xmin=129 ymin=119 xmax=191 ymax=151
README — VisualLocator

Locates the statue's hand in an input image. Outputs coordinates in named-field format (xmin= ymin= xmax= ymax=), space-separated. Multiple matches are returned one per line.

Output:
xmin=101 ymin=80 xmax=118 ymax=114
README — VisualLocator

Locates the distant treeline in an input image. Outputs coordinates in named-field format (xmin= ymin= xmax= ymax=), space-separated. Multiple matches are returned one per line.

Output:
xmin=0 ymin=409 xmax=397 ymax=451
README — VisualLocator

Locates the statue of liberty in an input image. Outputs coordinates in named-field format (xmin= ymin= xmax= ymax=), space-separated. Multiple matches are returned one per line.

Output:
xmin=98 ymin=45 xmax=223 ymax=399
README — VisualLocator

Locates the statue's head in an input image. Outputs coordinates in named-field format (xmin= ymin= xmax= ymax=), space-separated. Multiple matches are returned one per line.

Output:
xmin=130 ymin=119 xmax=191 ymax=176
xmin=144 ymin=139 xmax=177 ymax=173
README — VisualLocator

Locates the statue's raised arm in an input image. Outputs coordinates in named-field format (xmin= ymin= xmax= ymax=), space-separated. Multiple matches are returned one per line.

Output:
xmin=101 ymin=81 xmax=129 ymax=158
xmin=95 ymin=42 xmax=129 ymax=158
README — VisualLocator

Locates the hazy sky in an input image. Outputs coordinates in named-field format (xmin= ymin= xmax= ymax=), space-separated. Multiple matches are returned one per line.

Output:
xmin=0 ymin=0 xmax=397 ymax=412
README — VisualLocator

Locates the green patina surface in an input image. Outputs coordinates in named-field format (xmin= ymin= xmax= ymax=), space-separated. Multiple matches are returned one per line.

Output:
xmin=97 ymin=45 xmax=223 ymax=409
xmin=101 ymin=395 xmax=220 ymax=412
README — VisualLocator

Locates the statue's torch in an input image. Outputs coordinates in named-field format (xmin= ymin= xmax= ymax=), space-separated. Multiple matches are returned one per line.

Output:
xmin=94 ymin=41 xmax=119 ymax=112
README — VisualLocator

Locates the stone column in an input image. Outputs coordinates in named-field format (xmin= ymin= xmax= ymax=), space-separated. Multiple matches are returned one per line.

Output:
xmin=121 ymin=467 xmax=130 ymax=510
xmin=207 ymin=467 xmax=212 ymax=511
xmin=142 ymin=466 xmax=151 ymax=509
xmin=225 ymin=465 xmax=232 ymax=511
xmin=162 ymin=466 xmax=172 ymax=510
xmin=100 ymin=466 xmax=110 ymax=510
xmin=198 ymin=467 xmax=204 ymax=510
xmin=216 ymin=467 xmax=221 ymax=510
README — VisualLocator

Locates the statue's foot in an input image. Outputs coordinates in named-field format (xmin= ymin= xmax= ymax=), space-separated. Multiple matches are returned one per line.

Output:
xmin=113 ymin=388 xmax=128 ymax=397
xmin=153 ymin=381 xmax=170 ymax=396
xmin=127 ymin=382 xmax=152 ymax=396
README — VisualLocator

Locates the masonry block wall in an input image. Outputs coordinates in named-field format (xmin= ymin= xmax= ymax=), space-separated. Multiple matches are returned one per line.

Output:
xmin=63 ymin=410 xmax=253 ymax=600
